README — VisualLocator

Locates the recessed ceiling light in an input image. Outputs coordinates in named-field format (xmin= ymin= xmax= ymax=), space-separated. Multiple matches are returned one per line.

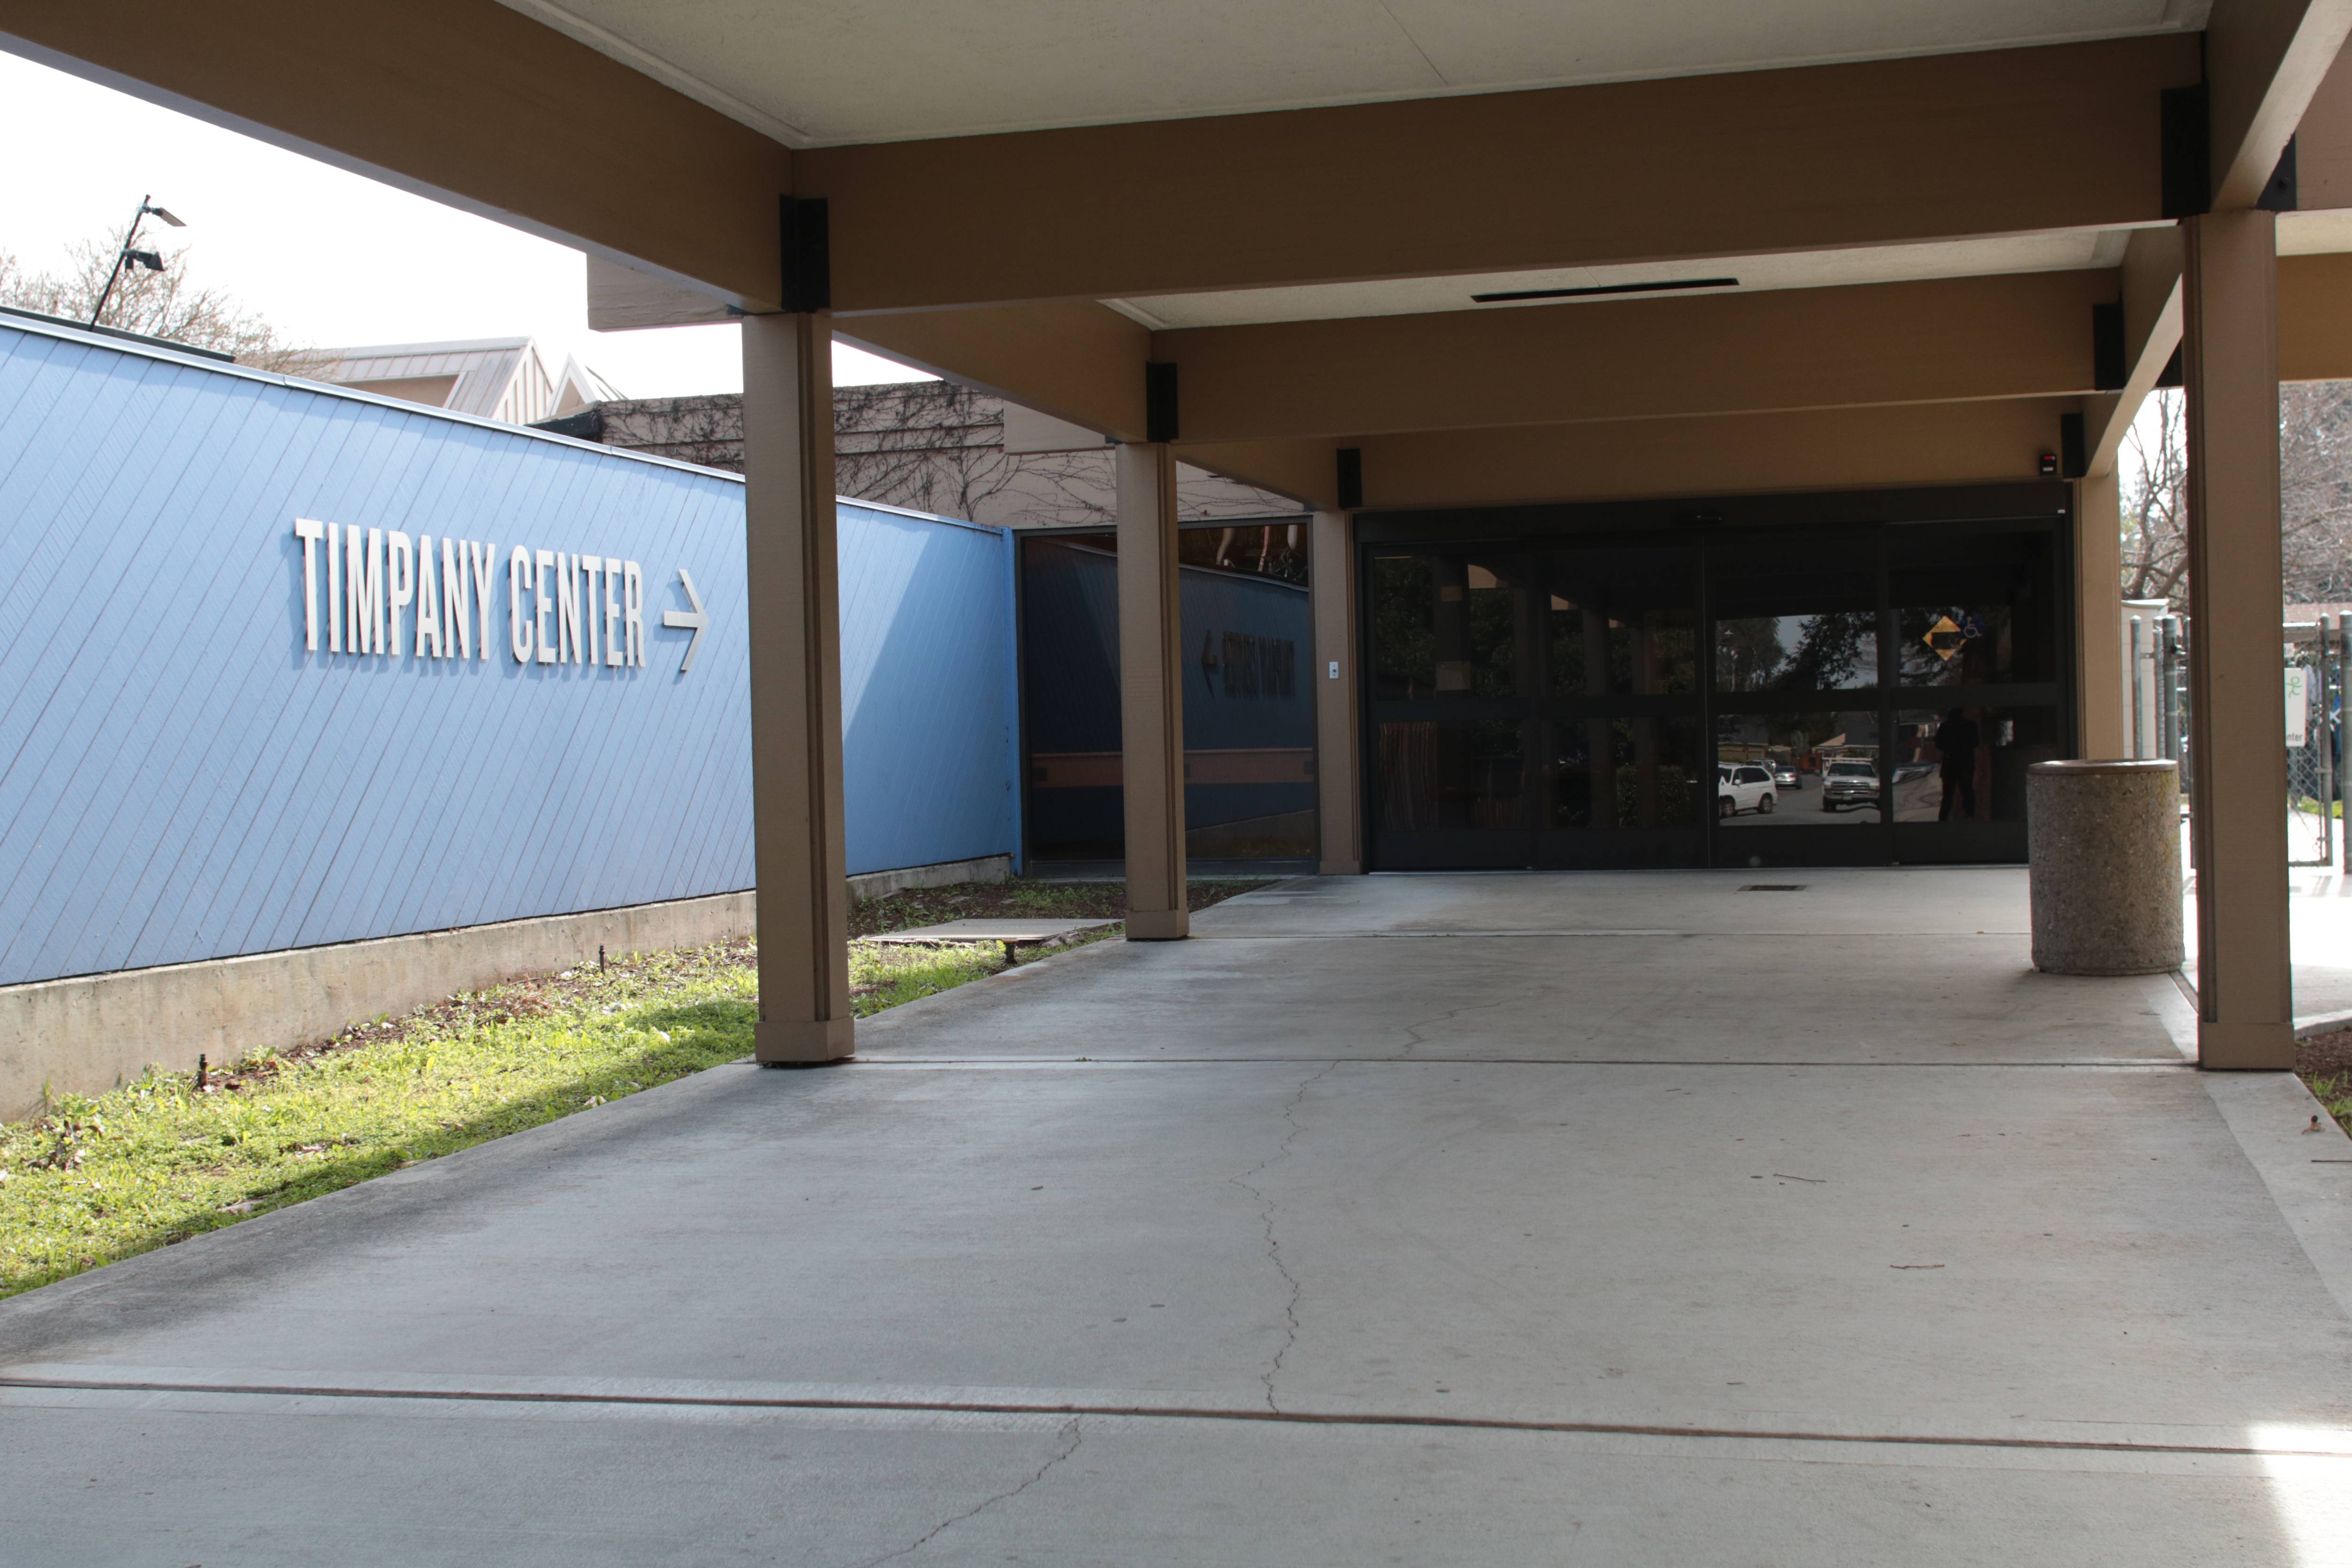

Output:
xmin=1471 ymin=277 xmax=1740 ymax=304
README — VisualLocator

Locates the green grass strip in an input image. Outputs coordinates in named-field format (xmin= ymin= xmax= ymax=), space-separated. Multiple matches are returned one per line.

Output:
xmin=1 ymin=879 xmax=1269 ymax=1297
xmin=0 ymin=940 xmax=761 ymax=1298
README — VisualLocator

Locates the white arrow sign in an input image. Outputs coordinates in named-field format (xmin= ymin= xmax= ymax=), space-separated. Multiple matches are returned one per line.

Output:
xmin=661 ymin=567 xmax=709 ymax=672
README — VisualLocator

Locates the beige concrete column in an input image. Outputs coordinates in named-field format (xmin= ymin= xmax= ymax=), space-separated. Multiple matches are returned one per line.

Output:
xmin=2074 ymin=465 xmax=2128 ymax=759
xmin=1310 ymin=508 xmax=1363 ymax=875
xmin=2182 ymin=209 xmax=2294 ymax=1070
xmin=742 ymin=311 xmax=855 ymax=1062
xmin=1117 ymin=441 xmax=1189 ymax=938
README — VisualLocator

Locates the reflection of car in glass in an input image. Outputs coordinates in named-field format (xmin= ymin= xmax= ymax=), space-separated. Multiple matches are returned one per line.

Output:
xmin=1820 ymin=759 xmax=1879 ymax=811
xmin=1717 ymin=763 xmax=1777 ymax=818
xmin=1892 ymin=761 xmax=1936 ymax=784
xmin=1771 ymin=762 xmax=1800 ymax=789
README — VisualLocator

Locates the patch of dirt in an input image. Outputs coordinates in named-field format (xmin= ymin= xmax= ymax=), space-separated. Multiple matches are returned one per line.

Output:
xmin=2300 ymin=1028 xmax=2352 ymax=1079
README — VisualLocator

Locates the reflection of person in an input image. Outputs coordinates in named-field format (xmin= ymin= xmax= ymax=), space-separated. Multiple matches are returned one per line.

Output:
xmin=1935 ymin=708 xmax=1980 ymax=821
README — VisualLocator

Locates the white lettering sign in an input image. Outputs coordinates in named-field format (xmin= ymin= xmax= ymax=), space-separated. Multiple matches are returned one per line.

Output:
xmin=2286 ymin=667 xmax=2311 ymax=747
xmin=296 ymin=520 xmax=676 ymax=672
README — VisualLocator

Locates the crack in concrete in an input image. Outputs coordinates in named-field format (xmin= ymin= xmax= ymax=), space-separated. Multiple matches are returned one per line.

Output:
xmin=1230 ymin=1059 xmax=1340 ymax=1411
xmin=848 ymin=1417 xmax=1082 ymax=1568
xmin=1397 ymin=992 xmax=1522 ymax=1055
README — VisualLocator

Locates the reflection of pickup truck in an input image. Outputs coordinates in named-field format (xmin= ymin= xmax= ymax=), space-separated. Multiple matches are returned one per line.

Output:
xmin=1820 ymin=759 xmax=1879 ymax=812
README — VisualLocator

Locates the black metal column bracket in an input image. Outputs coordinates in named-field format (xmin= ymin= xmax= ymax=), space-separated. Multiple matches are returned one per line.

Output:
xmin=1144 ymin=361 xmax=1179 ymax=443
xmin=2161 ymin=82 xmax=2212 ymax=220
xmin=2258 ymin=136 xmax=2299 ymax=212
xmin=1336 ymin=446 xmax=1363 ymax=510
xmin=779 ymin=195 xmax=831 ymax=313
xmin=2091 ymin=301 xmax=2126 ymax=391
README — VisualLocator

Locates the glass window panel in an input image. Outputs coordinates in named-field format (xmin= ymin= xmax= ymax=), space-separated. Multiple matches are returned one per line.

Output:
xmin=1716 ymin=709 xmax=1883 ymax=824
xmin=1890 ymin=528 xmax=2058 ymax=687
xmin=1715 ymin=612 xmax=1879 ymax=692
xmin=1533 ymin=547 xmax=1696 ymax=697
xmin=1178 ymin=520 xmax=1308 ymax=584
xmin=1545 ymin=716 xmax=1701 ymax=829
xmin=1376 ymin=720 xmax=1528 ymax=832
xmin=1369 ymin=553 xmax=1518 ymax=700
xmin=1711 ymin=537 xmax=1878 ymax=692
xmin=1891 ymin=706 xmax=2061 ymax=823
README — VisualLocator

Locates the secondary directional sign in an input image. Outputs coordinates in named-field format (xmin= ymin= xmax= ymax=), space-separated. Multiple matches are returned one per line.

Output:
xmin=662 ymin=567 xmax=709 ymax=673
xmin=1923 ymin=613 xmax=1964 ymax=662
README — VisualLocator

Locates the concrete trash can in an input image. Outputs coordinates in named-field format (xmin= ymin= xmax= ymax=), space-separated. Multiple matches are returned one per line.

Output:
xmin=2026 ymin=759 xmax=2184 ymax=976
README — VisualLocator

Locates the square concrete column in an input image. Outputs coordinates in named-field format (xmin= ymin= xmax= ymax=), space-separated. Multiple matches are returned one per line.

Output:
xmin=742 ymin=311 xmax=855 ymax=1062
xmin=2074 ymin=466 xmax=2128 ymax=760
xmin=1117 ymin=441 xmax=1188 ymax=939
xmin=1311 ymin=507 xmax=1363 ymax=875
xmin=2182 ymin=210 xmax=2294 ymax=1069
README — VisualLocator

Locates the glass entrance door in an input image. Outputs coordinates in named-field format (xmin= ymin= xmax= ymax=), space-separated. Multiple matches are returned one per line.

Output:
xmin=1360 ymin=498 xmax=2071 ymax=872
xmin=1708 ymin=528 xmax=1892 ymax=867
xmin=1366 ymin=540 xmax=1702 ymax=868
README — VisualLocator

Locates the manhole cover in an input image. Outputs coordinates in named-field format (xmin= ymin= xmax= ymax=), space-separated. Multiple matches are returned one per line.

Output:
xmin=1738 ymin=884 xmax=1807 ymax=892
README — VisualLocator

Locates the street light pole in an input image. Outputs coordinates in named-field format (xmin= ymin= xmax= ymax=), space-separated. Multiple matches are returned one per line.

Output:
xmin=87 ymin=192 xmax=184 ymax=329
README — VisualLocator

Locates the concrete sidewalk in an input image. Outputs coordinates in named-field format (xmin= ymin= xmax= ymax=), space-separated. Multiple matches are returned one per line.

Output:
xmin=4 ymin=869 xmax=2350 ymax=1564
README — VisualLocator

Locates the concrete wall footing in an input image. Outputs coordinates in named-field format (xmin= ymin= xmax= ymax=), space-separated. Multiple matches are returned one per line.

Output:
xmin=0 ymin=892 xmax=755 ymax=1123
xmin=846 ymin=855 xmax=1013 ymax=901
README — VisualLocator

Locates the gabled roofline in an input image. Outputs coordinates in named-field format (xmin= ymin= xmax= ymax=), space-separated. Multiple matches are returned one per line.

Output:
xmin=315 ymin=334 xmax=535 ymax=359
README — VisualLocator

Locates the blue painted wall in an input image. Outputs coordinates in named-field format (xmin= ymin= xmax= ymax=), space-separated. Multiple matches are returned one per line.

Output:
xmin=837 ymin=500 xmax=1019 ymax=878
xmin=0 ymin=317 xmax=1016 ymax=987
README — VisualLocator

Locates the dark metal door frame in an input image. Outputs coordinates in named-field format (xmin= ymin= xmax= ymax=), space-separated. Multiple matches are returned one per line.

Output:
xmin=1354 ymin=483 xmax=2076 ymax=873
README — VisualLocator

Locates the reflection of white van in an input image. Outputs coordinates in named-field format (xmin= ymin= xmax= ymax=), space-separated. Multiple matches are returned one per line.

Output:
xmin=1820 ymin=758 xmax=1879 ymax=811
xmin=1717 ymin=763 xmax=1777 ymax=818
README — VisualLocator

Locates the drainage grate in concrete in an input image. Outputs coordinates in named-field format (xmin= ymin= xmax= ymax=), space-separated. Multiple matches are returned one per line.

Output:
xmin=1737 ymin=884 xmax=1808 ymax=892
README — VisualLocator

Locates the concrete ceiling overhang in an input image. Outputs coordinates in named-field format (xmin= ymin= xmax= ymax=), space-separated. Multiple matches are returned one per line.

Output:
xmin=10 ymin=0 xmax=2352 ymax=512
xmin=1106 ymin=230 xmax=2142 ymax=331
xmin=495 ymin=0 xmax=2212 ymax=147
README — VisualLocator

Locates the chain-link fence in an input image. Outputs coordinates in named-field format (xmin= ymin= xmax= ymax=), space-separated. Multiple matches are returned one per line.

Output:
xmin=2126 ymin=611 xmax=2344 ymax=870
xmin=2285 ymin=616 xmax=2342 ymax=868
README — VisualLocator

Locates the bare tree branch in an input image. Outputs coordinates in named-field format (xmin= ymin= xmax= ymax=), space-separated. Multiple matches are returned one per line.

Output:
xmin=0 ymin=235 xmax=323 ymax=374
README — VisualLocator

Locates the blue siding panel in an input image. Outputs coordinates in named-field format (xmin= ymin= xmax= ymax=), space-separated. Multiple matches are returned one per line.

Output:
xmin=0 ymin=320 xmax=1017 ymax=987
xmin=837 ymin=503 xmax=1017 ymax=875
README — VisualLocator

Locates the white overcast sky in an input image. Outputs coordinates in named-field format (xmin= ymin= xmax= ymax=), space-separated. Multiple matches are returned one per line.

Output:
xmin=0 ymin=49 xmax=934 ymax=397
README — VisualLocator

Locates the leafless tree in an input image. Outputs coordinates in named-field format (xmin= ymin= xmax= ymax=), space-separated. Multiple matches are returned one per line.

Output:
xmin=832 ymin=383 xmax=1135 ymax=526
xmin=2120 ymin=384 xmax=2352 ymax=609
xmin=0 ymin=234 xmax=323 ymax=373
xmin=2120 ymin=389 xmax=2189 ymax=606
xmin=2280 ymin=381 xmax=2352 ymax=604
xmin=593 ymin=395 xmax=747 ymax=472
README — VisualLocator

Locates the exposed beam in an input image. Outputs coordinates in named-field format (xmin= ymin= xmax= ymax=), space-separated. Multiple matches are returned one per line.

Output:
xmin=837 ymin=302 xmax=1149 ymax=441
xmin=1342 ymin=399 xmax=2081 ymax=510
xmin=2208 ymin=0 xmax=2352 ymax=208
xmin=1174 ymin=439 xmax=1342 ymax=511
xmin=801 ymin=38 xmax=2196 ymax=311
xmin=2293 ymin=36 xmax=2352 ymax=207
xmin=8 ymin=10 xmax=2201 ymax=318
xmin=2278 ymin=251 xmax=2352 ymax=375
xmin=1160 ymin=271 xmax=2115 ymax=445
xmin=2085 ymin=228 xmax=2187 ymax=477
xmin=0 ymin=0 xmax=792 ymax=308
